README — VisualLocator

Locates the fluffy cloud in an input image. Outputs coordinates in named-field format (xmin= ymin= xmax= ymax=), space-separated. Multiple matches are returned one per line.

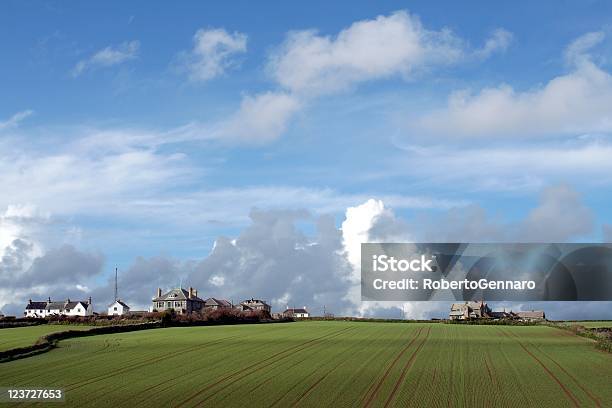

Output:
xmin=179 ymin=28 xmax=247 ymax=82
xmin=474 ymin=28 xmax=513 ymax=59
xmin=218 ymin=10 xmax=510 ymax=143
xmin=414 ymin=32 xmax=612 ymax=138
xmin=0 ymin=206 xmax=104 ymax=315
xmin=183 ymin=210 xmax=354 ymax=315
xmin=414 ymin=184 xmax=593 ymax=243
xmin=268 ymin=10 xmax=465 ymax=95
xmin=1 ymin=186 xmax=609 ymax=320
xmin=72 ymin=40 xmax=140 ymax=77
xmin=213 ymin=92 xmax=301 ymax=142
xmin=521 ymin=185 xmax=593 ymax=241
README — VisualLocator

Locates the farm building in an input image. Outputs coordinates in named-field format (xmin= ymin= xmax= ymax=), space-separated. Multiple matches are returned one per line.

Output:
xmin=203 ymin=298 xmax=232 ymax=310
xmin=514 ymin=310 xmax=546 ymax=321
xmin=449 ymin=302 xmax=546 ymax=321
xmin=24 ymin=297 xmax=93 ymax=318
xmin=283 ymin=307 xmax=310 ymax=318
xmin=449 ymin=301 xmax=491 ymax=320
xmin=239 ymin=298 xmax=271 ymax=314
xmin=152 ymin=287 xmax=204 ymax=314
xmin=107 ymin=300 xmax=130 ymax=316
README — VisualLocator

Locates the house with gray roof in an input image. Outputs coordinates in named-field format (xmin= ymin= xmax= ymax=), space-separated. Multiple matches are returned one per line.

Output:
xmin=449 ymin=301 xmax=492 ymax=320
xmin=239 ymin=298 xmax=271 ymax=314
xmin=24 ymin=297 xmax=93 ymax=318
xmin=282 ymin=307 xmax=310 ymax=318
xmin=514 ymin=310 xmax=546 ymax=321
xmin=152 ymin=287 xmax=204 ymax=314
xmin=203 ymin=298 xmax=232 ymax=311
xmin=108 ymin=300 xmax=130 ymax=316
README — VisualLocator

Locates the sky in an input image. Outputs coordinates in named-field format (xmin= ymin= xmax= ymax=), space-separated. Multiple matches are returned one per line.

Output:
xmin=1 ymin=1 xmax=612 ymax=319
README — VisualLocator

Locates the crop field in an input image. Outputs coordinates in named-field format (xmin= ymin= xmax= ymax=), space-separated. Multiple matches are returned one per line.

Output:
xmin=0 ymin=325 xmax=94 ymax=352
xmin=0 ymin=321 xmax=610 ymax=407
xmin=563 ymin=321 xmax=612 ymax=329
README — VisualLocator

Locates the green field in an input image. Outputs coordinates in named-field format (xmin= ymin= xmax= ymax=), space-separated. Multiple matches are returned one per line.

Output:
xmin=563 ymin=321 xmax=612 ymax=329
xmin=0 ymin=322 xmax=610 ymax=407
xmin=0 ymin=325 xmax=94 ymax=352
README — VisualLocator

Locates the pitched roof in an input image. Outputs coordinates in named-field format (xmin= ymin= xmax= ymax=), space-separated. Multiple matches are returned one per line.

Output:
xmin=285 ymin=308 xmax=308 ymax=314
xmin=108 ymin=300 xmax=130 ymax=308
xmin=204 ymin=298 xmax=231 ymax=307
xmin=515 ymin=311 xmax=545 ymax=319
xmin=25 ymin=302 xmax=47 ymax=310
xmin=46 ymin=301 xmax=66 ymax=310
xmin=154 ymin=288 xmax=203 ymax=302
xmin=240 ymin=298 xmax=269 ymax=307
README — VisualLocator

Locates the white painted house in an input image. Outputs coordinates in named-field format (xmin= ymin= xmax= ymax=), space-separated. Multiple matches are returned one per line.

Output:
xmin=283 ymin=307 xmax=310 ymax=318
xmin=24 ymin=298 xmax=93 ymax=318
xmin=107 ymin=300 xmax=130 ymax=316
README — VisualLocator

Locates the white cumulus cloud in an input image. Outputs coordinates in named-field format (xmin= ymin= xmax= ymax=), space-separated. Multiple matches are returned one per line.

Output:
xmin=180 ymin=28 xmax=247 ymax=82
xmin=414 ymin=32 xmax=612 ymax=138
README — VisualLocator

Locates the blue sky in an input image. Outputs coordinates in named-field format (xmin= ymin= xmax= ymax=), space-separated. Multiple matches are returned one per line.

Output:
xmin=1 ymin=1 xmax=612 ymax=318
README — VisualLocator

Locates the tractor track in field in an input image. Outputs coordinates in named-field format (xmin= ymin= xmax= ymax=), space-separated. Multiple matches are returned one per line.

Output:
xmin=176 ymin=326 xmax=355 ymax=407
xmin=501 ymin=329 xmax=580 ymax=408
xmin=289 ymin=327 xmax=385 ymax=407
xmin=245 ymin=349 xmax=320 ymax=396
xmin=484 ymin=349 xmax=496 ymax=386
xmin=382 ymin=327 xmax=431 ymax=408
xmin=361 ymin=327 xmax=424 ymax=408
xmin=64 ymin=334 xmax=243 ymax=392
xmin=289 ymin=357 xmax=347 ymax=408
xmin=128 ymin=326 xmax=316 ymax=404
xmin=506 ymin=330 xmax=602 ymax=407
xmin=125 ymin=339 xmax=263 ymax=408
xmin=132 ymin=327 xmax=355 ymax=408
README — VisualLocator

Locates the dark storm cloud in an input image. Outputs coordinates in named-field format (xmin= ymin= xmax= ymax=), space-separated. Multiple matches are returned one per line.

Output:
xmin=185 ymin=209 xmax=354 ymax=314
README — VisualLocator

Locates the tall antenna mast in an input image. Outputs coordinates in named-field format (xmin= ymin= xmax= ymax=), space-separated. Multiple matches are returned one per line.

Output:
xmin=114 ymin=267 xmax=118 ymax=301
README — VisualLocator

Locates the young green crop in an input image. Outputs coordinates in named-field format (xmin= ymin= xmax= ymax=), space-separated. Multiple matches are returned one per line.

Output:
xmin=0 ymin=322 xmax=610 ymax=407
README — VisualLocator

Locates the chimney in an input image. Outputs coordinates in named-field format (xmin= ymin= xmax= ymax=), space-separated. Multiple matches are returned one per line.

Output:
xmin=48 ymin=297 xmax=51 ymax=302
xmin=189 ymin=287 xmax=194 ymax=299
xmin=29 ymin=299 xmax=32 ymax=304
xmin=157 ymin=288 xmax=162 ymax=298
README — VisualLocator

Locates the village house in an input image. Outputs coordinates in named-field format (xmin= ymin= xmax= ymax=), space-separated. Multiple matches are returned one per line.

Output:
xmin=449 ymin=301 xmax=492 ymax=320
xmin=449 ymin=302 xmax=545 ymax=322
xmin=203 ymin=298 xmax=232 ymax=311
xmin=283 ymin=307 xmax=310 ymax=318
xmin=152 ymin=287 xmax=204 ymax=314
xmin=239 ymin=298 xmax=271 ymax=314
xmin=24 ymin=297 xmax=93 ymax=318
xmin=514 ymin=310 xmax=546 ymax=321
xmin=107 ymin=300 xmax=130 ymax=316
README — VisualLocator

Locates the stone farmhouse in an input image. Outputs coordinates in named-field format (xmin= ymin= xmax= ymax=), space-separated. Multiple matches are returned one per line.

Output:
xmin=283 ymin=307 xmax=310 ymax=318
xmin=203 ymin=298 xmax=232 ymax=311
xmin=449 ymin=301 xmax=491 ymax=320
xmin=24 ymin=297 xmax=93 ymax=318
xmin=152 ymin=287 xmax=204 ymax=314
xmin=449 ymin=301 xmax=545 ymax=321
xmin=239 ymin=298 xmax=271 ymax=314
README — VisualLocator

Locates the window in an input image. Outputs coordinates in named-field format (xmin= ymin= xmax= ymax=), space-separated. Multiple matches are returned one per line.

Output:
xmin=113 ymin=306 xmax=117 ymax=311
